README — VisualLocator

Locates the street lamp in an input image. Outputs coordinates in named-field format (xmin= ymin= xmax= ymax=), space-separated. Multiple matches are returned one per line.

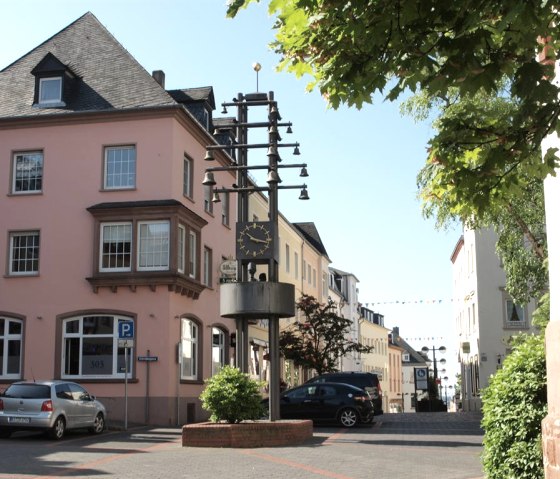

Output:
xmin=422 ymin=345 xmax=446 ymax=398
xmin=203 ymin=89 xmax=309 ymax=422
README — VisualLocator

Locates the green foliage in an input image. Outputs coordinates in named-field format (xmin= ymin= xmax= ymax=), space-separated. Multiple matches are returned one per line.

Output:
xmin=482 ymin=332 xmax=547 ymax=479
xmin=228 ymin=0 xmax=560 ymax=217
xmin=279 ymin=294 xmax=373 ymax=374
xmin=200 ymin=366 xmax=266 ymax=423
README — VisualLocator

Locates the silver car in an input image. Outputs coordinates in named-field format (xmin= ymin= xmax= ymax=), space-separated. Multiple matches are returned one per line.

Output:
xmin=0 ymin=380 xmax=106 ymax=440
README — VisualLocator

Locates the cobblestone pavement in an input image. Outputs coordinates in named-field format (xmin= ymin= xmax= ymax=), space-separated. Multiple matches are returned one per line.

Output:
xmin=0 ymin=412 xmax=484 ymax=479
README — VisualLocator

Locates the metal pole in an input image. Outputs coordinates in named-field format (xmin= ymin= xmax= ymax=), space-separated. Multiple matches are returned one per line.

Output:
xmin=124 ymin=347 xmax=128 ymax=430
xmin=145 ymin=349 xmax=150 ymax=424
xmin=267 ymin=91 xmax=281 ymax=422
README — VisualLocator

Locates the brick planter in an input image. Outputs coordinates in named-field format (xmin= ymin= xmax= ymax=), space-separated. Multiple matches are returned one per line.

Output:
xmin=182 ymin=420 xmax=313 ymax=448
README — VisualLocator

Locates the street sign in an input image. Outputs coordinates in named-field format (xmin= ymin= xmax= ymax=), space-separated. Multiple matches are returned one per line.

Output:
xmin=118 ymin=321 xmax=134 ymax=339
xmin=138 ymin=356 xmax=158 ymax=362
xmin=118 ymin=339 xmax=134 ymax=348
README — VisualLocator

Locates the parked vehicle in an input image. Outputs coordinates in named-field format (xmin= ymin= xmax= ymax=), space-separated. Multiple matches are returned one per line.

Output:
xmin=264 ymin=382 xmax=374 ymax=427
xmin=306 ymin=372 xmax=383 ymax=416
xmin=0 ymin=380 xmax=106 ymax=440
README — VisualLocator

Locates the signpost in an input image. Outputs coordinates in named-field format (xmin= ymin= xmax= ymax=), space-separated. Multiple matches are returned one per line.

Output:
xmin=118 ymin=320 xmax=134 ymax=430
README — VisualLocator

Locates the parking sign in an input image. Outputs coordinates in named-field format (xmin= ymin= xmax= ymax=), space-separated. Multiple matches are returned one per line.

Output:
xmin=118 ymin=320 xmax=134 ymax=339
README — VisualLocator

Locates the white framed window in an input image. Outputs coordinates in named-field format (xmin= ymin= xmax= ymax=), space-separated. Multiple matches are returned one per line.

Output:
xmin=62 ymin=315 xmax=133 ymax=379
xmin=504 ymin=299 xmax=526 ymax=328
xmin=308 ymin=265 xmax=311 ymax=284
xmin=137 ymin=221 xmax=170 ymax=271
xmin=104 ymin=145 xmax=136 ymax=190
xmin=183 ymin=155 xmax=193 ymax=198
xmin=313 ymin=269 xmax=316 ymax=287
xmin=221 ymin=192 xmax=230 ymax=226
xmin=322 ymin=272 xmax=328 ymax=298
xmin=178 ymin=224 xmax=186 ymax=274
xmin=294 ymin=252 xmax=299 ymax=279
xmin=285 ymin=244 xmax=290 ymax=273
xmin=189 ymin=231 xmax=197 ymax=278
xmin=39 ymin=77 xmax=62 ymax=105
xmin=9 ymin=231 xmax=40 ymax=275
xmin=212 ymin=327 xmax=225 ymax=375
xmin=100 ymin=223 xmax=132 ymax=272
xmin=303 ymin=260 xmax=306 ymax=280
xmin=204 ymin=185 xmax=213 ymax=214
xmin=203 ymin=246 xmax=212 ymax=287
xmin=0 ymin=317 xmax=23 ymax=379
xmin=12 ymin=151 xmax=43 ymax=194
xmin=181 ymin=318 xmax=199 ymax=380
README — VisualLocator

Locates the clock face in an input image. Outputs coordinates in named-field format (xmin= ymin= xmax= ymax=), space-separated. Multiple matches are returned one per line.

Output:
xmin=237 ymin=222 xmax=273 ymax=259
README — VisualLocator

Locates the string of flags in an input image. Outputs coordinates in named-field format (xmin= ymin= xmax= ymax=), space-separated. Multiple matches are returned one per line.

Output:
xmin=365 ymin=299 xmax=449 ymax=307
xmin=403 ymin=336 xmax=446 ymax=342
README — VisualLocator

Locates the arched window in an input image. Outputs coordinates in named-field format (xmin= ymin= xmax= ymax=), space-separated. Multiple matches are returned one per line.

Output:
xmin=62 ymin=315 xmax=133 ymax=378
xmin=0 ymin=317 xmax=23 ymax=379
xmin=212 ymin=327 xmax=226 ymax=376
xmin=181 ymin=318 xmax=199 ymax=380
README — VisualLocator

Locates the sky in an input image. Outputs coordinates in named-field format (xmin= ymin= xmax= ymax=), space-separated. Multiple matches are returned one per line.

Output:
xmin=0 ymin=0 xmax=461 ymax=381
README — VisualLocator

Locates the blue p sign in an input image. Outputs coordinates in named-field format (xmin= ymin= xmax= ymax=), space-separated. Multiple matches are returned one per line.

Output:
xmin=118 ymin=321 xmax=134 ymax=339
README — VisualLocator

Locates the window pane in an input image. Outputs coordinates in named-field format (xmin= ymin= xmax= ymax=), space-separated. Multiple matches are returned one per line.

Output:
xmin=183 ymin=156 xmax=192 ymax=197
xmin=83 ymin=316 xmax=113 ymax=335
xmin=65 ymin=319 xmax=80 ymax=334
xmin=39 ymin=77 xmax=61 ymax=103
xmin=8 ymin=320 xmax=21 ymax=335
xmin=0 ymin=318 xmax=4 ymax=335
xmin=64 ymin=337 xmax=80 ymax=375
xmin=138 ymin=222 xmax=169 ymax=270
xmin=10 ymin=231 xmax=39 ymax=274
xmin=14 ymin=152 xmax=43 ymax=193
xmin=104 ymin=146 xmax=136 ymax=189
xmin=101 ymin=223 xmax=131 ymax=271
xmin=82 ymin=337 xmax=113 ymax=375
xmin=7 ymin=340 xmax=21 ymax=375
xmin=178 ymin=225 xmax=185 ymax=273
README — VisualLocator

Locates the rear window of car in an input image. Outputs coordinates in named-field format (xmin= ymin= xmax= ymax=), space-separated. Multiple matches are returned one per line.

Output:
xmin=3 ymin=384 xmax=51 ymax=399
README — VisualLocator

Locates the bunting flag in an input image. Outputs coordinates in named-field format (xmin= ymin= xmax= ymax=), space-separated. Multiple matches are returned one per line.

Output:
xmin=403 ymin=336 xmax=446 ymax=342
xmin=364 ymin=299 xmax=453 ymax=307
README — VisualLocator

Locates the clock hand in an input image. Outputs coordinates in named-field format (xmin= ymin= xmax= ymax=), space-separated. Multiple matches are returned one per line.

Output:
xmin=247 ymin=234 xmax=268 ymax=244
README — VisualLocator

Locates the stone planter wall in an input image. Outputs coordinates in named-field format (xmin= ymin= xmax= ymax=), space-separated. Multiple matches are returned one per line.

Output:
xmin=182 ymin=420 xmax=313 ymax=448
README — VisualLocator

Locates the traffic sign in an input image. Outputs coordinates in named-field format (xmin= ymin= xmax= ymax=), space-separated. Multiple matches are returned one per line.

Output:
xmin=118 ymin=339 xmax=134 ymax=348
xmin=118 ymin=320 xmax=134 ymax=339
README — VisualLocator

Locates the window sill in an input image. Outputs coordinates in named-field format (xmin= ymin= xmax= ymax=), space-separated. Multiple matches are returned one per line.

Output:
xmin=86 ymin=271 xmax=205 ymax=298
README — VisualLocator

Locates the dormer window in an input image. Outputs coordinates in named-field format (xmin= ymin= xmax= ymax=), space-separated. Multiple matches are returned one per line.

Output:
xmin=39 ymin=77 xmax=62 ymax=105
xmin=31 ymin=52 xmax=77 ymax=108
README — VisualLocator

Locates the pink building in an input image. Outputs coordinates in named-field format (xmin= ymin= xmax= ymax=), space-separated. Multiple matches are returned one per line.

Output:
xmin=0 ymin=13 xmax=239 ymax=426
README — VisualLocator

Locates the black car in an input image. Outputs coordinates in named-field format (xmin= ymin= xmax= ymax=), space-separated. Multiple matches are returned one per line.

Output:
xmin=306 ymin=372 xmax=383 ymax=416
xmin=265 ymin=382 xmax=374 ymax=427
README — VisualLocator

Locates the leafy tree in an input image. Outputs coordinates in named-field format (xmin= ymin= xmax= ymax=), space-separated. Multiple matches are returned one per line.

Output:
xmin=280 ymin=294 xmax=373 ymax=374
xmin=200 ymin=366 xmax=266 ymax=423
xmin=409 ymin=89 xmax=548 ymax=304
xmin=227 ymin=0 xmax=560 ymax=217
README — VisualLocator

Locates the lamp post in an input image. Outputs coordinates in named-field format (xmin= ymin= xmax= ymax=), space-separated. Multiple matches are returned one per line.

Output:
xmin=422 ymin=345 xmax=446 ymax=398
xmin=203 ymin=89 xmax=309 ymax=421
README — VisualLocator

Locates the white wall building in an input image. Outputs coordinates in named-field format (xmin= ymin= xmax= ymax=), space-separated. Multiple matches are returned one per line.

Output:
xmin=329 ymin=267 xmax=361 ymax=371
xmin=451 ymin=227 xmax=536 ymax=411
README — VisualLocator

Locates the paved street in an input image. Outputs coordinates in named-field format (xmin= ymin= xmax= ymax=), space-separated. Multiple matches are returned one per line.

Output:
xmin=0 ymin=412 xmax=483 ymax=479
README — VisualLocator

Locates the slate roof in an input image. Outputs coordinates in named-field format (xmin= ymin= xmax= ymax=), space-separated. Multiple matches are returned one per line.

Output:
xmin=293 ymin=222 xmax=330 ymax=259
xmin=0 ymin=12 xmax=176 ymax=118
xmin=168 ymin=87 xmax=216 ymax=110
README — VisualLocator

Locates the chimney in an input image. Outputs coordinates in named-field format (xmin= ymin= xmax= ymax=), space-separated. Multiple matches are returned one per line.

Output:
xmin=152 ymin=70 xmax=165 ymax=88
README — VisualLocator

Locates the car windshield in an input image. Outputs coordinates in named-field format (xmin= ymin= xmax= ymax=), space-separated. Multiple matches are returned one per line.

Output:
xmin=3 ymin=384 xmax=51 ymax=399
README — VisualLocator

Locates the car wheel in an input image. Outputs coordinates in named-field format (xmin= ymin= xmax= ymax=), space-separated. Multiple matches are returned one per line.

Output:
xmin=338 ymin=408 xmax=359 ymax=428
xmin=49 ymin=416 xmax=66 ymax=440
xmin=89 ymin=413 xmax=105 ymax=434
xmin=0 ymin=428 xmax=12 ymax=439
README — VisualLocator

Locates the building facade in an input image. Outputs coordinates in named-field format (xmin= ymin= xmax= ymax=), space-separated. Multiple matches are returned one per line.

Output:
xmin=451 ymin=227 xmax=536 ymax=411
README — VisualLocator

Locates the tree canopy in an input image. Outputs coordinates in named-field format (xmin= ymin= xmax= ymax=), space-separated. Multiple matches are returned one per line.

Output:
xmin=279 ymin=294 xmax=373 ymax=374
xmin=227 ymin=0 xmax=560 ymax=218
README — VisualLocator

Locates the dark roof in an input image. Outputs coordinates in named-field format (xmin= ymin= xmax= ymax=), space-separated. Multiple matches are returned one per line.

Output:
xmin=168 ymin=87 xmax=216 ymax=109
xmin=293 ymin=222 xmax=329 ymax=258
xmin=87 ymin=199 xmax=183 ymax=211
xmin=0 ymin=12 xmax=176 ymax=118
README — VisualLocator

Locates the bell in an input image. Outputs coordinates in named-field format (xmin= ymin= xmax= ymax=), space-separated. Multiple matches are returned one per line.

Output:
xmin=299 ymin=186 xmax=309 ymax=200
xmin=204 ymin=150 xmax=215 ymax=161
xmin=299 ymin=167 xmax=309 ymax=177
xmin=202 ymin=171 xmax=216 ymax=186
xmin=267 ymin=170 xmax=282 ymax=184
xmin=211 ymin=191 xmax=221 ymax=203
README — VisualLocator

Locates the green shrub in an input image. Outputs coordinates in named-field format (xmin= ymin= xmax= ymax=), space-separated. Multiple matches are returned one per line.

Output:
xmin=482 ymin=333 xmax=547 ymax=479
xmin=200 ymin=366 xmax=266 ymax=424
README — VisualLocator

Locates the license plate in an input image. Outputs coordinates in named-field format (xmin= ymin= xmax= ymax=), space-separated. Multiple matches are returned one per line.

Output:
xmin=8 ymin=417 xmax=30 ymax=424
